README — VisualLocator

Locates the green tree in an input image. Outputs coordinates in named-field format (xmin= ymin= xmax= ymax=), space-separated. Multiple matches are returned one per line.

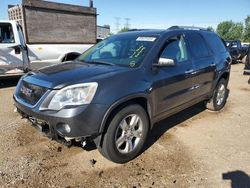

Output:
xmin=119 ymin=27 xmax=129 ymax=33
xmin=216 ymin=21 xmax=243 ymax=40
xmin=103 ymin=24 xmax=110 ymax=29
xmin=243 ymin=16 xmax=250 ymax=42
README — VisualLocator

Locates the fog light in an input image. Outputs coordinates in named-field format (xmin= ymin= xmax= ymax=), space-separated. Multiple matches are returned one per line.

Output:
xmin=56 ymin=123 xmax=71 ymax=134
xmin=64 ymin=124 xmax=71 ymax=133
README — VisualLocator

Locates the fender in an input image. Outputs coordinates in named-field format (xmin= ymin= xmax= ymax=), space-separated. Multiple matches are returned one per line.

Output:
xmin=213 ymin=66 xmax=231 ymax=90
xmin=209 ymin=55 xmax=231 ymax=93
xmin=99 ymin=93 xmax=152 ymax=133
xmin=94 ymin=93 xmax=152 ymax=147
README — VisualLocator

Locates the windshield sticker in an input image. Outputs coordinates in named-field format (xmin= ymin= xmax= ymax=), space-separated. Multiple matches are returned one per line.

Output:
xmin=136 ymin=37 xmax=156 ymax=42
xmin=130 ymin=45 xmax=146 ymax=58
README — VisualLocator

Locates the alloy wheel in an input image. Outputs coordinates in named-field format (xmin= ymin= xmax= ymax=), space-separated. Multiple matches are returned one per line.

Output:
xmin=115 ymin=114 xmax=143 ymax=154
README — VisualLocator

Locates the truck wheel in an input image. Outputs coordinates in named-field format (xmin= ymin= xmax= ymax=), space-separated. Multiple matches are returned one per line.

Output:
xmin=98 ymin=104 xmax=149 ymax=163
xmin=206 ymin=79 xmax=229 ymax=111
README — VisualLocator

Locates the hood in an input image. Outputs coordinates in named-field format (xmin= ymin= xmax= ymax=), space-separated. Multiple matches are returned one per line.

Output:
xmin=23 ymin=62 xmax=127 ymax=89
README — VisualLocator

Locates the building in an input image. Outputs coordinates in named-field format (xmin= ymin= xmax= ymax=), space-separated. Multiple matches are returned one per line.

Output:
xmin=8 ymin=5 xmax=23 ymax=26
xmin=97 ymin=25 xmax=111 ymax=40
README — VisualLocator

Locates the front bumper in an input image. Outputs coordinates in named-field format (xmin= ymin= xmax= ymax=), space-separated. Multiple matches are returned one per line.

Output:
xmin=13 ymin=94 xmax=108 ymax=138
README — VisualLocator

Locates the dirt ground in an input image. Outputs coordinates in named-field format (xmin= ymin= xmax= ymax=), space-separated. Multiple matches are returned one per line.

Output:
xmin=0 ymin=64 xmax=250 ymax=188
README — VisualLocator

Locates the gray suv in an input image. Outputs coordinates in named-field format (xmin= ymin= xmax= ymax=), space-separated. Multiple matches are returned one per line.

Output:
xmin=14 ymin=26 xmax=231 ymax=163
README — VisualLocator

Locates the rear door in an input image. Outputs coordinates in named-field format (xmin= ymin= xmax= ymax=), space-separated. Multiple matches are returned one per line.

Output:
xmin=153 ymin=34 xmax=196 ymax=116
xmin=0 ymin=22 xmax=28 ymax=75
xmin=185 ymin=32 xmax=215 ymax=97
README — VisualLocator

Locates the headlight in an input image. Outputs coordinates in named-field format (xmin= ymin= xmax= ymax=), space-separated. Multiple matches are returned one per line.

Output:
xmin=48 ymin=82 xmax=98 ymax=110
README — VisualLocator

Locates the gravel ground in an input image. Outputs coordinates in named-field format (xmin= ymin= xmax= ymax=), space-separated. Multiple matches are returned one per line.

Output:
xmin=0 ymin=63 xmax=250 ymax=188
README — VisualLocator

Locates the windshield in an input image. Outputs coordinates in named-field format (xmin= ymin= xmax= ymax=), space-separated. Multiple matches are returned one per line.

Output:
xmin=77 ymin=34 xmax=157 ymax=68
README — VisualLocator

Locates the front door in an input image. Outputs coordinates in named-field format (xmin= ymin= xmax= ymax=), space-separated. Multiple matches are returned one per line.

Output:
xmin=0 ymin=22 xmax=29 ymax=75
xmin=152 ymin=35 xmax=196 ymax=117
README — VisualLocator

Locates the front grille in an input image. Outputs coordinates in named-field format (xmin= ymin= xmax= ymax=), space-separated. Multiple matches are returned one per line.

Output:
xmin=18 ymin=81 xmax=47 ymax=105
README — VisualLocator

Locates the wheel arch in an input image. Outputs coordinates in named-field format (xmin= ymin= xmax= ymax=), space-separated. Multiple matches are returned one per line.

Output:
xmin=220 ymin=71 xmax=230 ymax=82
xmin=216 ymin=71 xmax=230 ymax=89
xmin=95 ymin=94 xmax=152 ymax=147
xmin=209 ymin=70 xmax=230 ymax=99
xmin=212 ymin=69 xmax=230 ymax=90
xmin=61 ymin=52 xmax=81 ymax=62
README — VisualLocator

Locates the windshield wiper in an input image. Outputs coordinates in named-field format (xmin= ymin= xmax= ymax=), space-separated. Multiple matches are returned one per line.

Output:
xmin=84 ymin=60 xmax=115 ymax=66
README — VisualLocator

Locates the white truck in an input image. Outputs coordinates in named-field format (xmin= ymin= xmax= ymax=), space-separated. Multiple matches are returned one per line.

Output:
xmin=0 ymin=0 xmax=96 ymax=77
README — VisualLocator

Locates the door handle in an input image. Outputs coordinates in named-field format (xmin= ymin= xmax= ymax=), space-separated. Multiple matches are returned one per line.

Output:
xmin=185 ymin=69 xmax=194 ymax=74
xmin=210 ymin=63 xmax=216 ymax=66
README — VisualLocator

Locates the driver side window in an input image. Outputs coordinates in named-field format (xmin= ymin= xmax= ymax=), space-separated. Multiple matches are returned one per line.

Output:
xmin=160 ymin=36 xmax=188 ymax=63
xmin=91 ymin=41 xmax=121 ymax=59
xmin=0 ymin=23 xmax=15 ymax=44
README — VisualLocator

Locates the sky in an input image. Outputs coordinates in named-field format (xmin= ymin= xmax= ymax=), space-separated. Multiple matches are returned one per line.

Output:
xmin=0 ymin=0 xmax=249 ymax=33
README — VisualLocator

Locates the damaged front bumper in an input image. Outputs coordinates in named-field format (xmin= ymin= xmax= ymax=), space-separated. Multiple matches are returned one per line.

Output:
xmin=13 ymin=94 xmax=108 ymax=146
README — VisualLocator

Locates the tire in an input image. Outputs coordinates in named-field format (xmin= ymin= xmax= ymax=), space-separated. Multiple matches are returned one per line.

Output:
xmin=206 ymin=79 xmax=229 ymax=111
xmin=98 ymin=104 xmax=149 ymax=163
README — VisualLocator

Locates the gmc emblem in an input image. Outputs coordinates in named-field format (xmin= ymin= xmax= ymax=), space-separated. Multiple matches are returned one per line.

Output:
xmin=20 ymin=85 xmax=33 ymax=97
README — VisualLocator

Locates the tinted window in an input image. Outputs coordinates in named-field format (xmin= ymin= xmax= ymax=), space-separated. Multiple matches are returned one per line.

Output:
xmin=187 ymin=33 xmax=210 ymax=58
xmin=0 ymin=23 xmax=15 ymax=43
xmin=230 ymin=41 xmax=238 ymax=48
xmin=204 ymin=33 xmax=227 ymax=54
xmin=160 ymin=36 xmax=189 ymax=63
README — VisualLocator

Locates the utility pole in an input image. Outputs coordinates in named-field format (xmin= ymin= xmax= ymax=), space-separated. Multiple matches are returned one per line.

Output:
xmin=115 ymin=17 xmax=121 ymax=33
xmin=89 ymin=0 xmax=93 ymax=7
xmin=125 ymin=18 xmax=131 ymax=29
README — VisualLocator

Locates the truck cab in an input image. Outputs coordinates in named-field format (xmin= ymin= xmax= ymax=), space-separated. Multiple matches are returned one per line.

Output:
xmin=1 ymin=0 xmax=98 ymax=78
xmin=0 ymin=20 xmax=29 ymax=77
xmin=226 ymin=40 xmax=248 ymax=64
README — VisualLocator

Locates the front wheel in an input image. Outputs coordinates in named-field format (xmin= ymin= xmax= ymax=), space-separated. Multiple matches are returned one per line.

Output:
xmin=98 ymin=104 xmax=149 ymax=163
xmin=206 ymin=79 xmax=229 ymax=111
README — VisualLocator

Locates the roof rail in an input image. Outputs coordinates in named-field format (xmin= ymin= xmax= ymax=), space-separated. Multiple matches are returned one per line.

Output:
xmin=168 ymin=26 xmax=212 ymax=31
xmin=127 ymin=29 xmax=151 ymax=32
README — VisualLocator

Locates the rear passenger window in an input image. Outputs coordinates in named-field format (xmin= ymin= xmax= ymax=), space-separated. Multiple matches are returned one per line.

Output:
xmin=204 ymin=33 xmax=227 ymax=54
xmin=187 ymin=33 xmax=210 ymax=58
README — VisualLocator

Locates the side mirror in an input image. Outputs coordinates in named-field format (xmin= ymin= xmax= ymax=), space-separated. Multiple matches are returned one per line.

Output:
xmin=153 ymin=58 xmax=176 ymax=67
xmin=8 ymin=45 xmax=22 ymax=54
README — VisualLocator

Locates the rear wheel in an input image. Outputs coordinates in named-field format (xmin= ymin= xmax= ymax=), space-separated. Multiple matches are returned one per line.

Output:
xmin=206 ymin=79 xmax=229 ymax=111
xmin=98 ymin=104 xmax=149 ymax=163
